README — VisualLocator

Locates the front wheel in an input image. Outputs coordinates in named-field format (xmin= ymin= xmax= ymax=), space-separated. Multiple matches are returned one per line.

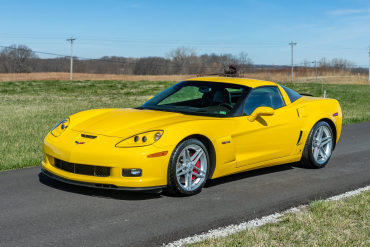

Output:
xmin=166 ymin=139 xmax=210 ymax=196
xmin=299 ymin=121 xmax=334 ymax=168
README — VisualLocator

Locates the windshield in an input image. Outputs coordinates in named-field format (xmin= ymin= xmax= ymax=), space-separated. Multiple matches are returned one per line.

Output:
xmin=140 ymin=81 xmax=250 ymax=117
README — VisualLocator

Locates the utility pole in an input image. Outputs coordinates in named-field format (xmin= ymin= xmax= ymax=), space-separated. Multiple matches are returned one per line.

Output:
xmin=288 ymin=41 xmax=297 ymax=82
xmin=312 ymin=60 xmax=317 ymax=83
xmin=66 ymin=36 xmax=76 ymax=81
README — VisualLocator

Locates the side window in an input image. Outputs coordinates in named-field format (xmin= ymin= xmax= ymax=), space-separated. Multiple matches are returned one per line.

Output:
xmin=243 ymin=87 xmax=285 ymax=115
xmin=280 ymin=85 xmax=302 ymax=103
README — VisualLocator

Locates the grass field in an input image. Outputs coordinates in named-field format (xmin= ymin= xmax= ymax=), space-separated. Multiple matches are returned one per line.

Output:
xmin=190 ymin=191 xmax=370 ymax=247
xmin=1 ymin=80 xmax=370 ymax=172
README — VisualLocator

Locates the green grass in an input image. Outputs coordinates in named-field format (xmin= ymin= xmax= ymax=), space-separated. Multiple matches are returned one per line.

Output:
xmin=190 ymin=191 xmax=370 ymax=246
xmin=0 ymin=80 xmax=175 ymax=171
xmin=1 ymin=80 xmax=370 ymax=171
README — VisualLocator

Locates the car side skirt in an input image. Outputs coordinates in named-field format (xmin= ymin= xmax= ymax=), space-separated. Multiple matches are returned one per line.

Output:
xmin=212 ymin=154 xmax=302 ymax=179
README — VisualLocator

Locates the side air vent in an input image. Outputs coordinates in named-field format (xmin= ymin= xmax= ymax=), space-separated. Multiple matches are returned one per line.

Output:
xmin=296 ymin=131 xmax=303 ymax=145
xmin=81 ymin=134 xmax=97 ymax=139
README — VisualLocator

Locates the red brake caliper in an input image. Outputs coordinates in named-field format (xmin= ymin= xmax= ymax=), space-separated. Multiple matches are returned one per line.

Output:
xmin=192 ymin=161 xmax=200 ymax=181
xmin=189 ymin=152 xmax=200 ymax=181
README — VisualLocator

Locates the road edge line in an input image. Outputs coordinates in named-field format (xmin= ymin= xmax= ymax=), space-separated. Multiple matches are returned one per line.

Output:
xmin=165 ymin=185 xmax=370 ymax=247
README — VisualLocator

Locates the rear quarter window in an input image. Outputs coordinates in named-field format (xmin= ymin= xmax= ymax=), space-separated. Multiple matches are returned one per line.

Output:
xmin=280 ymin=85 xmax=302 ymax=103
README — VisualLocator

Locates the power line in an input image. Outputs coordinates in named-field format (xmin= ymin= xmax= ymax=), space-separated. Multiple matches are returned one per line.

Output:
xmin=0 ymin=34 xmax=287 ymax=44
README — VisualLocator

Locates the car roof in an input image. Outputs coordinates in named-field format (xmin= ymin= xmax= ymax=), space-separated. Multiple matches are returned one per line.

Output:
xmin=186 ymin=77 xmax=277 ymax=88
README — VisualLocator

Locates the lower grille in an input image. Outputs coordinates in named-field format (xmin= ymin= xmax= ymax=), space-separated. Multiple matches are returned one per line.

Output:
xmin=54 ymin=158 xmax=110 ymax=177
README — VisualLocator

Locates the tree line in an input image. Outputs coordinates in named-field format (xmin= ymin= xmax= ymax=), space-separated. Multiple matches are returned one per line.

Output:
xmin=0 ymin=44 xmax=363 ymax=75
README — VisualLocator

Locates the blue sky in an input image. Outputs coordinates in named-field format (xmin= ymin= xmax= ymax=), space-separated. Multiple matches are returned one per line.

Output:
xmin=1 ymin=0 xmax=369 ymax=66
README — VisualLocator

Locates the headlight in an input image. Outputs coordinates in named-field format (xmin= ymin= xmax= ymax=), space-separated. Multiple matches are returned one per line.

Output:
xmin=51 ymin=118 xmax=70 ymax=137
xmin=115 ymin=130 xmax=163 ymax=148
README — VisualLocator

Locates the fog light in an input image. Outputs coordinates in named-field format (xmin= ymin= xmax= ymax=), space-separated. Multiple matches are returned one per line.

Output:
xmin=131 ymin=169 xmax=141 ymax=175
xmin=122 ymin=169 xmax=142 ymax=177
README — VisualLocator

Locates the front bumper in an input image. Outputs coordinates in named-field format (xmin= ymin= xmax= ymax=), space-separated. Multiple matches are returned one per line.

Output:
xmin=42 ymin=130 xmax=176 ymax=189
xmin=41 ymin=168 xmax=166 ymax=191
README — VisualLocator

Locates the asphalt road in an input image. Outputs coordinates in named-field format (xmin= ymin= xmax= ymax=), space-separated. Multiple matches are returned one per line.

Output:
xmin=1 ymin=122 xmax=370 ymax=247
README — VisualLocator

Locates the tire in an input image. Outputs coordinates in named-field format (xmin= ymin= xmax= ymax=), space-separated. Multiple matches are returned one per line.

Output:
xmin=166 ymin=139 xmax=210 ymax=196
xmin=299 ymin=121 xmax=334 ymax=169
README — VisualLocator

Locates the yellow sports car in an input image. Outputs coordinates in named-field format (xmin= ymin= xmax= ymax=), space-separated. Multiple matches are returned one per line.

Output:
xmin=42 ymin=77 xmax=342 ymax=196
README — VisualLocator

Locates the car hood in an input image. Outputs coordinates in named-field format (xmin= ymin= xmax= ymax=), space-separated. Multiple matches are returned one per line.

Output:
xmin=71 ymin=108 xmax=202 ymax=138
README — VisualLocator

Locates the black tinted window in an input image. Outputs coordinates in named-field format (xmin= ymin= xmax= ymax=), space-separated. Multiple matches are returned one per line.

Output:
xmin=244 ymin=87 xmax=285 ymax=115
xmin=142 ymin=81 xmax=249 ymax=117
xmin=280 ymin=85 xmax=302 ymax=103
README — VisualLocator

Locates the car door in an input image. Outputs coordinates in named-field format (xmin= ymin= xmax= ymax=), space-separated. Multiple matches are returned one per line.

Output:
xmin=234 ymin=86 xmax=301 ymax=168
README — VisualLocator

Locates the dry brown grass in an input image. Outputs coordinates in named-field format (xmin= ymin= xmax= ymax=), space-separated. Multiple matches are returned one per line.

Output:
xmin=0 ymin=71 xmax=368 ymax=85
xmin=241 ymin=71 xmax=369 ymax=85
xmin=0 ymin=72 xmax=195 ymax=82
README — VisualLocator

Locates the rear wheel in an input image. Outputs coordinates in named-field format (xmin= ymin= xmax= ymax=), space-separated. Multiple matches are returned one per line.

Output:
xmin=166 ymin=139 xmax=210 ymax=196
xmin=299 ymin=121 xmax=334 ymax=168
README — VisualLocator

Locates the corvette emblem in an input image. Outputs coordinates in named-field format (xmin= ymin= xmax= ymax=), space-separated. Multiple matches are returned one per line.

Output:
xmin=75 ymin=141 xmax=85 ymax=145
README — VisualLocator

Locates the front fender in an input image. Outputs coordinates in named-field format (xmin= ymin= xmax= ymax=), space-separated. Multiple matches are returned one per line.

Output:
xmin=153 ymin=118 xmax=237 ymax=169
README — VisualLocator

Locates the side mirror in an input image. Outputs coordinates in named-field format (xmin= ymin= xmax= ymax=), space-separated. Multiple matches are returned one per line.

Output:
xmin=248 ymin=107 xmax=274 ymax=122
xmin=147 ymin=96 xmax=154 ymax=101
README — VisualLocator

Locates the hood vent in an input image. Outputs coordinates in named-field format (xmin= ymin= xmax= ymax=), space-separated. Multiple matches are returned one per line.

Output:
xmin=81 ymin=134 xmax=97 ymax=139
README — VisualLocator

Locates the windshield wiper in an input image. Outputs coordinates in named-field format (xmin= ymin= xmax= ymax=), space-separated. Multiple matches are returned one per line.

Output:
xmin=147 ymin=108 xmax=181 ymax=113
xmin=135 ymin=106 xmax=146 ymax=110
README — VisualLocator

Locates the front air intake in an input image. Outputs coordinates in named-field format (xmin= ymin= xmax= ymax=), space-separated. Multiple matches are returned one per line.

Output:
xmin=54 ymin=158 xmax=110 ymax=177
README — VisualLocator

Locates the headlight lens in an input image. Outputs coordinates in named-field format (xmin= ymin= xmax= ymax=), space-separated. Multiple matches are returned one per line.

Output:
xmin=116 ymin=130 xmax=163 ymax=148
xmin=51 ymin=118 xmax=70 ymax=137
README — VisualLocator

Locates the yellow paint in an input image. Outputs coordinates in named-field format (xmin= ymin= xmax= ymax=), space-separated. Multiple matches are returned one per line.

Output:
xmin=297 ymin=106 xmax=308 ymax=117
xmin=42 ymin=77 xmax=343 ymax=189
xmin=248 ymin=107 xmax=274 ymax=122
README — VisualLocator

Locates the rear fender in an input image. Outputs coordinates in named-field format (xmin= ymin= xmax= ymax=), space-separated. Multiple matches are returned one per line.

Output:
xmin=292 ymin=98 xmax=342 ymax=155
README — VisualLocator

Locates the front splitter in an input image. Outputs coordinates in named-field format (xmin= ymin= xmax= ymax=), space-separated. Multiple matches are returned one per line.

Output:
xmin=41 ymin=168 xmax=166 ymax=192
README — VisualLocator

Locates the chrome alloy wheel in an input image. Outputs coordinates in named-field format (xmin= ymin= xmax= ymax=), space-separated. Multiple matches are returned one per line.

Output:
xmin=312 ymin=125 xmax=332 ymax=164
xmin=176 ymin=144 xmax=207 ymax=191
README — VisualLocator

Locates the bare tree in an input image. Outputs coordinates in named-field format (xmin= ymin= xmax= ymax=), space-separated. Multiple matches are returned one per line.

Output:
xmin=166 ymin=46 xmax=198 ymax=74
xmin=319 ymin=57 xmax=330 ymax=68
xmin=236 ymin=52 xmax=253 ymax=74
xmin=133 ymin=57 xmax=171 ymax=75
xmin=0 ymin=44 xmax=38 ymax=73
xmin=331 ymin=58 xmax=355 ymax=70
xmin=303 ymin=58 xmax=310 ymax=67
